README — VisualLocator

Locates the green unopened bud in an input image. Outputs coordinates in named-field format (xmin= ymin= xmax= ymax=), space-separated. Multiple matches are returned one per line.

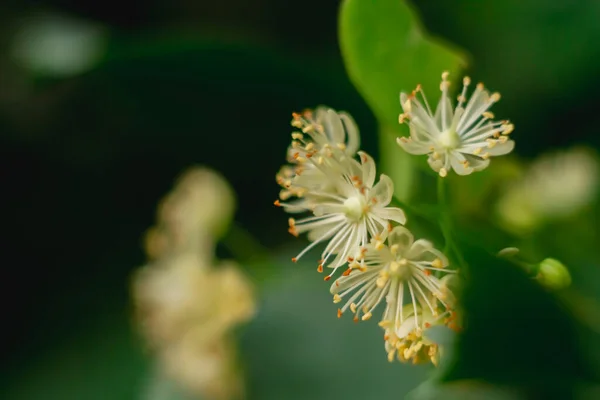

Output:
xmin=536 ymin=258 xmax=571 ymax=290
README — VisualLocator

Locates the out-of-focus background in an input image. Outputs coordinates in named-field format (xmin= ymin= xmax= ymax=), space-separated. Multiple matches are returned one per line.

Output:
xmin=2 ymin=0 xmax=600 ymax=399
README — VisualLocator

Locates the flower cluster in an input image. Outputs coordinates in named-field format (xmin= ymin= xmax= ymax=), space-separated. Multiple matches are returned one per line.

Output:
xmin=133 ymin=167 xmax=255 ymax=400
xmin=275 ymin=74 xmax=515 ymax=365
xmin=275 ymin=107 xmax=406 ymax=279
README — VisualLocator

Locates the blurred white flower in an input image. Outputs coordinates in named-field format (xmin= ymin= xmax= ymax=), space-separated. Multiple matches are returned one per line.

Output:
xmin=397 ymin=72 xmax=515 ymax=177
xmin=277 ymin=150 xmax=405 ymax=278
xmin=330 ymin=226 xmax=456 ymax=331
xmin=495 ymin=147 xmax=599 ymax=233
xmin=133 ymin=255 xmax=255 ymax=347
xmin=145 ymin=167 xmax=235 ymax=259
xmin=133 ymin=166 xmax=254 ymax=400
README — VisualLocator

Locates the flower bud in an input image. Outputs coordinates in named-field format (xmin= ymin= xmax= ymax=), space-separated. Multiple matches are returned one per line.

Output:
xmin=536 ymin=258 xmax=571 ymax=290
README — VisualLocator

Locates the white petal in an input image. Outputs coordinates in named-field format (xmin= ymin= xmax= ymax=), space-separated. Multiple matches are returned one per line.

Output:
xmin=487 ymin=140 xmax=515 ymax=156
xmin=371 ymin=174 xmax=394 ymax=205
xmin=434 ymin=92 xmax=454 ymax=132
xmin=407 ymin=240 xmax=449 ymax=266
xmin=450 ymin=152 xmax=474 ymax=176
xmin=358 ymin=151 xmax=376 ymax=188
xmin=399 ymin=92 xmax=411 ymax=112
xmin=396 ymin=314 xmax=418 ymax=338
xmin=387 ymin=225 xmax=413 ymax=251
xmin=397 ymin=136 xmax=431 ymax=155
xmin=324 ymin=109 xmax=345 ymax=144
xmin=313 ymin=203 xmax=344 ymax=216
xmin=377 ymin=207 xmax=407 ymax=225
xmin=339 ymin=112 xmax=361 ymax=154
xmin=427 ymin=154 xmax=445 ymax=172
xmin=463 ymin=154 xmax=490 ymax=171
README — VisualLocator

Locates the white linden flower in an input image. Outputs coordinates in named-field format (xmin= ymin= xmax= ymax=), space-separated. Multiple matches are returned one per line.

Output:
xmin=383 ymin=305 xmax=459 ymax=365
xmin=330 ymin=226 xmax=456 ymax=326
xmin=276 ymin=107 xmax=360 ymax=202
xmin=397 ymin=71 xmax=515 ymax=177
xmin=276 ymin=151 xmax=406 ymax=278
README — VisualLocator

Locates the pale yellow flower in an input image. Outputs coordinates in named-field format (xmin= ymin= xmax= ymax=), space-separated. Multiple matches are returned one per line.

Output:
xmin=398 ymin=72 xmax=515 ymax=177
xmin=277 ymin=150 xmax=405 ymax=278
xmin=331 ymin=226 xmax=455 ymax=325
xmin=133 ymin=254 xmax=255 ymax=348
xmin=147 ymin=166 xmax=235 ymax=259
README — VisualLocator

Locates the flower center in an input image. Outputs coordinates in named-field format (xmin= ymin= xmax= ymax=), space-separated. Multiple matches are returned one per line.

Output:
xmin=343 ymin=196 xmax=365 ymax=221
xmin=389 ymin=258 xmax=411 ymax=279
xmin=438 ymin=129 xmax=461 ymax=150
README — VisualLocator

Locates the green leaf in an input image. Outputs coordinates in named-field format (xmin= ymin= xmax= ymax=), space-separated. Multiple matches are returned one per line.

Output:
xmin=439 ymin=247 xmax=590 ymax=393
xmin=339 ymin=0 xmax=467 ymax=200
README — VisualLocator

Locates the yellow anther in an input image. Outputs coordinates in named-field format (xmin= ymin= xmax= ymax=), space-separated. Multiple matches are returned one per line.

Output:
xmin=431 ymin=258 xmax=443 ymax=269
xmin=439 ymin=168 xmax=448 ymax=178
xmin=388 ymin=350 xmax=396 ymax=363
xmin=403 ymin=99 xmax=412 ymax=112
xmin=291 ymin=132 xmax=304 ymax=140
xmin=291 ymin=141 xmax=300 ymax=149
xmin=473 ymin=147 xmax=483 ymax=155
xmin=503 ymin=123 xmax=514 ymax=134
xmin=432 ymin=151 xmax=440 ymax=160
xmin=486 ymin=138 xmax=497 ymax=148
xmin=498 ymin=135 xmax=508 ymax=144
xmin=481 ymin=152 xmax=490 ymax=160
xmin=398 ymin=113 xmax=408 ymax=123
xmin=476 ymin=82 xmax=484 ymax=91
xmin=390 ymin=244 xmax=399 ymax=256
xmin=490 ymin=92 xmax=501 ymax=102
xmin=305 ymin=142 xmax=315 ymax=151
xmin=350 ymin=303 xmax=357 ymax=313
xmin=463 ymin=76 xmax=471 ymax=86
xmin=302 ymin=125 xmax=314 ymax=133
xmin=441 ymin=71 xmax=450 ymax=80
xmin=333 ymin=294 xmax=342 ymax=304
xmin=379 ymin=320 xmax=392 ymax=328
xmin=291 ymin=120 xmax=302 ymax=128
xmin=375 ymin=240 xmax=384 ymax=250
xmin=390 ymin=261 xmax=400 ymax=273
xmin=336 ymin=143 xmax=346 ymax=150
xmin=399 ymin=258 xmax=408 ymax=266
xmin=317 ymin=156 xmax=324 ymax=165
xmin=482 ymin=111 xmax=494 ymax=119
xmin=361 ymin=312 xmax=372 ymax=321
xmin=376 ymin=276 xmax=388 ymax=288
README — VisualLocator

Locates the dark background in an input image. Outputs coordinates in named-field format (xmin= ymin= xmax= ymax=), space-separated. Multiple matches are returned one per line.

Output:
xmin=2 ymin=0 xmax=600 ymax=398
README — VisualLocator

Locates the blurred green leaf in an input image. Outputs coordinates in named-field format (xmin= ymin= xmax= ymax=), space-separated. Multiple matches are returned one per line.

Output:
xmin=440 ymin=247 xmax=590 ymax=394
xmin=339 ymin=0 xmax=466 ymax=200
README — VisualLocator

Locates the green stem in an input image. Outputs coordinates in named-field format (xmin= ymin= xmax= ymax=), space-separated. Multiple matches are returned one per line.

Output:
xmin=437 ymin=177 xmax=468 ymax=270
